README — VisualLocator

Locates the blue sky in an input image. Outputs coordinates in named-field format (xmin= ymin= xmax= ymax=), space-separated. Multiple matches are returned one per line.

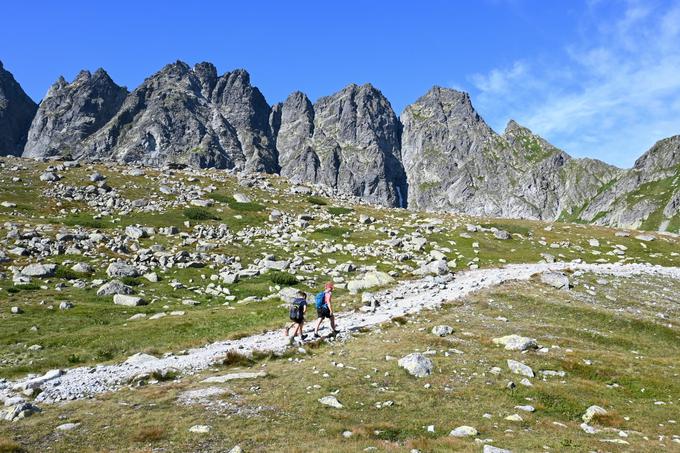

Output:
xmin=2 ymin=0 xmax=679 ymax=167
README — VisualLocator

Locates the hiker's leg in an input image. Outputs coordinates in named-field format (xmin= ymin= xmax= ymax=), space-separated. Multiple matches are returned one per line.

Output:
xmin=330 ymin=315 xmax=337 ymax=331
xmin=314 ymin=317 xmax=323 ymax=334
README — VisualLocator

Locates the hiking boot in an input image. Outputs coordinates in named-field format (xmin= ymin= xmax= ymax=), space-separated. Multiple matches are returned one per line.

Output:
xmin=301 ymin=334 xmax=308 ymax=340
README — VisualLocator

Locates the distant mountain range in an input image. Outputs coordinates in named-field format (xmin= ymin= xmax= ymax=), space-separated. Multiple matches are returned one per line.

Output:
xmin=1 ymin=60 xmax=679 ymax=232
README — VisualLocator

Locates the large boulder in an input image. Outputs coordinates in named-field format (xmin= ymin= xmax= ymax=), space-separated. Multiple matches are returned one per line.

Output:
xmin=97 ymin=280 xmax=134 ymax=296
xmin=347 ymin=271 xmax=394 ymax=293
xmin=398 ymin=353 xmax=433 ymax=378
xmin=106 ymin=262 xmax=139 ymax=278
xmin=21 ymin=263 xmax=57 ymax=277
xmin=540 ymin=271 xmax=570 ymax=290
xmin=492 ymin=335 xmax=538 ymax=351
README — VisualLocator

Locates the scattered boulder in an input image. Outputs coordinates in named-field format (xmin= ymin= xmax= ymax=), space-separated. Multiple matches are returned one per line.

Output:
xmin=106 ymin=262 xmax=139 ymax=278
xmin=507 ymin=359 xmax=534 ymax=377
xmin=540 ymin=271 xmax=570 ymax=290
xmin=347 ymin=271 xmax=394 ymax=293
xmin=449 ymin=425 xmax=478 ymax=437
xmin=492 ymin=335 xmax=538 ymax=351
xmin=494 ymin=230 xmax=511 ymax=240
xmin=2 ymin=402 xmax=41 ymax=421
xmin=431 ymin=325 xmax=454 ymax=337
xmin=97 ymin=280 xmax=134 ymax=296
xmin=189 ymin=425 xmax=211 ymax=434
xmin=398 ymin=353 xmax=433 ymax=378
xmin=21 ymin=263 xmax=56 ymax=277
xmin=113 ymin=294 xmax=146 ymax=307
xmin=582 ymin=405 xmax=607 ymax=423
xmin=318 ymin=395 xmax=343 ymax=408
xmin=71 ymin=263 xmax=94 ymax=274
xmin=233 ymin=193 xmax=251 ymax=203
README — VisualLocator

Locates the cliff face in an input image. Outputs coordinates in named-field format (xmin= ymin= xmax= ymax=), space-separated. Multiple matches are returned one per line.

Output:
xmin=277 ymin=84 xmax=406 ymax=207
xmin=23 ymin=69 xmax=128 ymax=159
xmin=24 ymin=61 xmax=278 ymax=171
xmin=0 ymin=61 xmax=38 ymax=156
xmin=400 ymin=88 xmax=621 ymax=220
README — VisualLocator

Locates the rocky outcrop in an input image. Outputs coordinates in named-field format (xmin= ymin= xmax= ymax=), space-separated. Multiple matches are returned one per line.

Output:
xmin=578 ymin=135 xmax=680 ymax=230
xmin=23 ymin=69 xmax=128 ymax=159
xmin=0 ymin=61 xmax=38 ymax=156
xmin=23 ymin=61 xmax=277 ymax=171
xmin=400 ymin=87 xmax=621 ymax=220
xmin=276 ymin=84 xmax=406 ymax=207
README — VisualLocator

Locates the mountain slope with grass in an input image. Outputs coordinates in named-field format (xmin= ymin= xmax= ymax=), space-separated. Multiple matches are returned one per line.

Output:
xmin=0 ymin=156 xmax=679 ymax=452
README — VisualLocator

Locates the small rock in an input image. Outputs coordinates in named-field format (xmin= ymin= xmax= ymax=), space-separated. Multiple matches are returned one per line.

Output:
xmin=507 ymin=359 xmax=534 ymax=377
xmin=449 ymin=425 xmax=478 ymax=437
xmin=189 ymin=425 xmax=211 ymax=434
xmin=318 ymin=395 xmax=343 ymax=408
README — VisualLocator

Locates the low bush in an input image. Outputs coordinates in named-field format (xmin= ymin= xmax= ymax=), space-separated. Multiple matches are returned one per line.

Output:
xmin=183 ymin=207 xmax=220 ymax=221
xmin=269 ymin=271 xmax=299 ymax=286
xmin=306 ymin=196 xmax=328 ymax=206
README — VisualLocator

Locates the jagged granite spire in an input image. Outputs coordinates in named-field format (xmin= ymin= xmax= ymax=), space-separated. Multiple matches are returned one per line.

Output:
xmin=23 ymin=68 xmax=128 ymax=158
xmin=0 ymin=61 xmax=38 ymax=156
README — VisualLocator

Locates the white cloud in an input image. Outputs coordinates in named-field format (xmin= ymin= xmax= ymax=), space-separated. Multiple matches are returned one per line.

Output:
xmin=468 ymin=1 xmax=680 ymax=167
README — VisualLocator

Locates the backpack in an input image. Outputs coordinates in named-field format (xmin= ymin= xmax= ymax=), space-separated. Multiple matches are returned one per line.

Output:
xmin=289 ymin=298 xmax=304 ymax=321
xmin=315 ymin=291 xmax=326 ymax=309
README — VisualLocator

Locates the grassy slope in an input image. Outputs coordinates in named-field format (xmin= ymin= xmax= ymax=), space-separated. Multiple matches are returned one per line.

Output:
xmin=1 ymin=161 xmax=680 ymax=379
xmin=1 ymin=274 xmax=678 ymax=452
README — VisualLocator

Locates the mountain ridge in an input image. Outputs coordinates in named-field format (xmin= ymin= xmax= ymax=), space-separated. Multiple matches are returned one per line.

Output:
xmin=1 ymin=59 xmax=678 ymax=231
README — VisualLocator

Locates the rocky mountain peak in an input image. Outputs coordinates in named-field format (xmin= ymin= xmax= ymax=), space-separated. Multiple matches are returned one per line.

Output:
xmin=633 ymin=135 xmax=680 ymax=172
xmin=0 ymin=62 xmax=38 ymax=156
xmin=23 ymin=69 xmax=128 ymax=159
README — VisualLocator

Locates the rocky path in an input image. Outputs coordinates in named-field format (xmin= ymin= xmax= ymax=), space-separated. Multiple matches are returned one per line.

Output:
xmin=4 ymin=261 xmax=680 ymax=404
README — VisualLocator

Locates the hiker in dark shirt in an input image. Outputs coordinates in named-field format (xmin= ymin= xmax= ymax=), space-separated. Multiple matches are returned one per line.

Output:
xmin=284 ymin=290 xmax=308 ymax=340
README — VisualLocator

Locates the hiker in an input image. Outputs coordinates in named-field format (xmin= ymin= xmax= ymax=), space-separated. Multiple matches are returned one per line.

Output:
xmin=314 ymin=282 xmax=338 ymax=337
xmin=285 ymin=290 xmax=307 ymax=340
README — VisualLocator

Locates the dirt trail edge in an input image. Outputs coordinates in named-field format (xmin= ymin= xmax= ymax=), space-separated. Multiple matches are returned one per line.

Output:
xmin=4 ymin=262 xmax=680 ymax=404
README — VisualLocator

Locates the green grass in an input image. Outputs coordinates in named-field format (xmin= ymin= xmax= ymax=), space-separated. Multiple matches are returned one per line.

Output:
xmin=3 ymin=275 xmax=678 ymax=452
xmin=227 ymin=200 xmax=264 ymax=212
xmin=327 ymin=206 xmax=353 ymax=216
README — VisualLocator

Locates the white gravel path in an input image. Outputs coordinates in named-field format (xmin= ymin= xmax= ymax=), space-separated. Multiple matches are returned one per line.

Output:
xmin=4 ymin=261 xmax=680 ymax=404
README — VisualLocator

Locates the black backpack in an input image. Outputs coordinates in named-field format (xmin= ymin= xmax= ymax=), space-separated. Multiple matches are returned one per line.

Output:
xmin=289 ymin=298 xmax=304 ymax=321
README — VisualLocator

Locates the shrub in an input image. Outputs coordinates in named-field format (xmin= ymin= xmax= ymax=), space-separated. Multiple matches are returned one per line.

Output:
xmin=54 ymin=267 xmax=78 ymax=280
xmin=269 ymin=271 xmax=299 ymax=286
xmin=7 ymin=283 xmax=41 ymax=293
xmin=120 ymin=277 xmax=141 ymax=286
xmin=327 ymin=206 xmax=353 ymax=216
xmin=306 ymin=196 xmax=328 ymax=206
xmin=220 ymin=351 xmax=254 ymax=367
xmin=0 ymin=437 xmax=23 ymax=453
xmin=183 ymin=207 xmax=220 ymax=221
